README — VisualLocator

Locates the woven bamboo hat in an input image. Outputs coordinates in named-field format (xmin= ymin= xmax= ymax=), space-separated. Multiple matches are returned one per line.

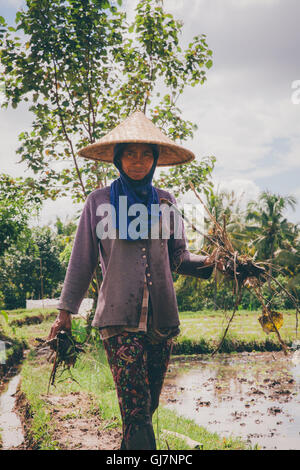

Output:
xmin=78 ymin=110 xmax=195 ymax=166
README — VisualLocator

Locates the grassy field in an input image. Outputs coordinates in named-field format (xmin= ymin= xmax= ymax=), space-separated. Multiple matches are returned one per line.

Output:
xmin=0 ymin=308 xmax=255 ymax=450
xmin=174 ymin=309 xmax=298 ymax=354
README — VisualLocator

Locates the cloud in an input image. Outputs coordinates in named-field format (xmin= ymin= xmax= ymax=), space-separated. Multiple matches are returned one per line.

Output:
xmin=229 ymin=0 xmax=280 ymax=6
xmin=161 ymin=0 xmax=300 ymax=221
xmin=30 ymin=196 xmax=82 ymax=228
xmin=175 ymin=62 xmax=300 ymax=183
xmin=0 ymin=0 xmax=24 ymax=8
xmin=0 ymin=103 xmax=33 ymax=177
xmin=216 ymin=178 xmax=260 ymax=205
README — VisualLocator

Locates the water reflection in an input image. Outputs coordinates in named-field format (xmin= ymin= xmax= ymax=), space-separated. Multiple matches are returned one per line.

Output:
xmin=162 ymin=352 xmax=300 ymax=450
xmin=0 ymin=375 xmax=24 ymax=449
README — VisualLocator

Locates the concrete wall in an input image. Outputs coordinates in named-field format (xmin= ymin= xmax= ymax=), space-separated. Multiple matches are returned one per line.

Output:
xmin=26 ymin=298 xmax=94 ymax=317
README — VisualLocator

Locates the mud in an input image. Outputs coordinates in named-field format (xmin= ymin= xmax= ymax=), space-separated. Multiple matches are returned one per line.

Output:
xmin=42 ymin=392 xmax=122 ymax=450
xmin=15 ymin=390 xmax=123 ymax=450
xmin=161 ymin=351 xmax=300 ymax=450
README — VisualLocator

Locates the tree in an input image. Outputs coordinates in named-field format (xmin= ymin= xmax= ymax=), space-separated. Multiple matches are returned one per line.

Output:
xmin=0 ymin=173 xmax=42 ymax=256
xmin=0 ymin=0 xmax=214 ymax=203
xmin=202 ymin=188 xmax=247 ymax=310
xmin=55 ymin=216 xmax=77 ymax=237
xmin=272 ymin=226 xmax=300 ymax=302
xmin=0 ymin=226 xmax=65 ymax=309
xmin=54 ymin=215 xmax=78 ymax=266
xmin=0 ymin=0 xmax=216 ymax=319
xmin=246 ymin=191 xmax=298 ymax=279
xmin=155 ymin=157 xmax=215 ymax=199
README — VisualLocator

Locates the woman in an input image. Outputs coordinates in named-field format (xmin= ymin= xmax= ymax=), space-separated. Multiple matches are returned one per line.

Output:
xmin=48 ymin=111 xmax=215 ymax=450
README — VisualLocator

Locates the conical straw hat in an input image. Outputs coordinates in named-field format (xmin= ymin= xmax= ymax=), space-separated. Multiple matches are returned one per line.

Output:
xmin=78 ymin=110 xmax=195 ymax=166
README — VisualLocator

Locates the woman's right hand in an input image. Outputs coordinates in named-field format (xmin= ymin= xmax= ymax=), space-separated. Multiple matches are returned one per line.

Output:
xmin=204 ymin=249 xmax=225 ymax=273
xmin=47 ymin=310 xmax=72 ymax=342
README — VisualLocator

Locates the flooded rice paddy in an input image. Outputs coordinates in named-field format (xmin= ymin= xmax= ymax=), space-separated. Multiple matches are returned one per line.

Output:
xmin=162 ymin=351 xmax=300 ymax=450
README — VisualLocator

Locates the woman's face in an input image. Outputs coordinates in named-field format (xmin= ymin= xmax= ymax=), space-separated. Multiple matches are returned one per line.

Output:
xmin=120 ymin=143 xmax=154 ymax=180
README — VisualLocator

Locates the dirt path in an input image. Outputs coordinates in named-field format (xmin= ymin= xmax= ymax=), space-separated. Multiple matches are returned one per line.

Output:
xmin=14 ymin=389 xmax=122 ymax=450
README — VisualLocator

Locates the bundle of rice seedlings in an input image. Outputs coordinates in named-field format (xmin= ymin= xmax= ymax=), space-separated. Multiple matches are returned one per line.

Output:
xmin=35 ymin=330 xmax=84 ymax=393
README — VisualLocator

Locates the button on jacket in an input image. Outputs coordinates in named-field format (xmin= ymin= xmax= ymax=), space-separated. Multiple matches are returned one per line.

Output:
xmin=58 ymin=186 xmax=213 ymax=330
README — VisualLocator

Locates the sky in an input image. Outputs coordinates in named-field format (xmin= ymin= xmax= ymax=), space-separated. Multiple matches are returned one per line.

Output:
xmin=0 ymin=0 xmax=299 ymax=226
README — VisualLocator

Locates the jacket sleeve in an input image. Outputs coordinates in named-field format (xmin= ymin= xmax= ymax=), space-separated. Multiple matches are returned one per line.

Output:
xmin=167 ymin=193 xmax=213 ymax=280
xmin=57 ymin=194 xmax=99 ymax=314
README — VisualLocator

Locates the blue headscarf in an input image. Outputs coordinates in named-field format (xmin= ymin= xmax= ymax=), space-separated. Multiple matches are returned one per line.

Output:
xmin=110 ymin=143 xmax=161 ymax=241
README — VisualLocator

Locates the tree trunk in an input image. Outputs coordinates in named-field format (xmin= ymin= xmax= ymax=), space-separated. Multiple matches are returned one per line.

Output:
xmin=268 ymin=246 xmax=274 ymax=290
xmin=214 ymin=276 xmax=218 ymax=310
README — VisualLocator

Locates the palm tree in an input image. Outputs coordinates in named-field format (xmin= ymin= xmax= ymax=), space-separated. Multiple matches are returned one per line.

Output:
xmin=204 ymin=188 xmax=246 ymax=309
xmin=246 ymin=191 xmax=298 ymax=280
xmin=274 ymin=228 xmax=300 ymax=301
xmin=204 ymin=187 xmax=252 ymax=253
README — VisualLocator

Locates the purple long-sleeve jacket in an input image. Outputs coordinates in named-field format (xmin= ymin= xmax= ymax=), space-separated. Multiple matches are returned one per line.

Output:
xmin=57 ymin=186 xmax=213 ymax=329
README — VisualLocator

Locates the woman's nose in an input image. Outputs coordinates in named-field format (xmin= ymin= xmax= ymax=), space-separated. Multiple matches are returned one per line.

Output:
xmin=135 ymin=152 xmax=143 ymax=162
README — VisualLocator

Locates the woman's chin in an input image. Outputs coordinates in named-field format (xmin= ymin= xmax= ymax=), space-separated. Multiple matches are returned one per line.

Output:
xmin=128 ymin=173 xmax=145 ymax=180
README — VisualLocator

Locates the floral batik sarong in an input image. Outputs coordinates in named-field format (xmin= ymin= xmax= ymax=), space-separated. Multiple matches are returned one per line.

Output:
xmin=103 ymin=332 xmax=173 ymax=450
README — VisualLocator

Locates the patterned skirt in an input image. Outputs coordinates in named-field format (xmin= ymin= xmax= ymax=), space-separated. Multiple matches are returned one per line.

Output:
xmin=103 ymin=331 xmax=173 ymax=450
